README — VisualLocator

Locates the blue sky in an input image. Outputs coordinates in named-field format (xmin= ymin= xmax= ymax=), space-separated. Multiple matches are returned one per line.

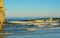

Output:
xmin=4 ymin=0 xmax=60 ymax=18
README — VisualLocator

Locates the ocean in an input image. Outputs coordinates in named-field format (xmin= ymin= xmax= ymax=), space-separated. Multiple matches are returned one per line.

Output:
xmin=0 ymin=18 xmax=60 ymax=38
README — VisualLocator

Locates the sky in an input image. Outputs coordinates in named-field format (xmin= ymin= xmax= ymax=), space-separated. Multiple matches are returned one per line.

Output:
xmin=4 ymin=0 xmax=60 ymax=18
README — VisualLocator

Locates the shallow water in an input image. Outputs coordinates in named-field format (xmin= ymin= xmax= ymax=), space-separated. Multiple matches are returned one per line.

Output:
xmin=5 ymin=34 xmax=60 ymax=38
xmin=0 ymin=23 xmax=60 ymax=38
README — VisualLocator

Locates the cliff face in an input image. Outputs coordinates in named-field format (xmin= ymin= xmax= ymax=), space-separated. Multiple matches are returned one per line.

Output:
xmin=0 ymin=0 xmax=5 ymax=30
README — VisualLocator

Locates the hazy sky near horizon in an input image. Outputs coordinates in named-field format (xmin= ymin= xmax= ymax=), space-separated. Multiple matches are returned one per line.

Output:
xmin=4 ymin=0 xmax=60 ymax=17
